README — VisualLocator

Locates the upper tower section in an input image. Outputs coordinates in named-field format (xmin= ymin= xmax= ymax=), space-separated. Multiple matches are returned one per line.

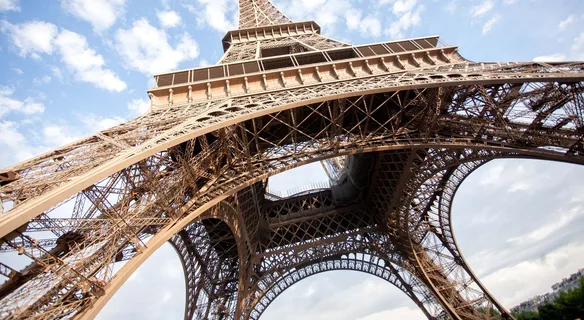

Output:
xmin=148 ymin=0 xmax=462 ymax=107
xmin=220 ymin=0 xmax=348 ymax=63
xmin=238 ymin=0 xmax=292 ymax=28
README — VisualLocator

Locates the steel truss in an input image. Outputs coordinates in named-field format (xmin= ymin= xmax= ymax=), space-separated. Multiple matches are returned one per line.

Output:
xmin=1 ymin=0 xmax=584 ymax=319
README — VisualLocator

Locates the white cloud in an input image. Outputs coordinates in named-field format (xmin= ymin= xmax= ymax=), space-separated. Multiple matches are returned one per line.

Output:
xmin=346 ymin=9 xmax=360 ymax=29
xmin=357 ymin=307 xmax=426 ymax=320
xmin=127 ymin=98 xmax=150 ymax=116
xmin=157 ymin=10 xmax=181 ymax=28
xmin=48 ymin=67 xmax=63 ymax=83
xmin=503 ymin=0 xmax=516 ymax=4
xmin=1 ymin=20 xmax=58 ymax=57
xmin=386 ymin=6 xmax=423 ymax=39
xmin=392 ymin=0 xmax=417 ymax=15
xmin=345 ymin=10 xmax=381 ymax=38
xmin=55 ymin=29 xmax=127 ymax=92
xmin=507 ymin=205 xmax=584 ymax=245
xmin=61 ymin=0 xmax=125 ymax=32
xmin=558 ymin=15 xmax=574 ymax=30
xmin=471 ymin=0 xmax=494 ymax=17
xmin=33 ymin=75 xmax=52 ymax=85
xmin=160 ymin=259 xmax=183 ymax=280
xmin=478 ymin=162 xmax=545 ymax=194
xmin=42 ymin=124 xmax=79 ymax=146
xmin=2 ymin=21 xmax=125 ymax=91
xmin=532 ymin=32 xmax=584 ymax=62
xmin=572 ymin=32 xmax=584 ymax=60
xmin=532 ymin=53 xmax=567 ymax=62
xmin=482 ymin=242 xmax=584 ymax=307
xmin=0 ymin=117 xmax=98 ymax=168
xmin=304 ymin=285 xmax=316 ymax=297
xmin=0 ymin=86 xmax=45 ymax=118
xmin=0 ymin=0 xmax=19 ymax=12
xmin=0 ymin=121 xmax=40 ymax=167
xmin=479 ymin=163 xmax=503 ymax=185
xmin=199 ymin=59 xmax=209 ymax=67
xmin=482 ymin=15 xmax=500 ymax=35
xmin=270 ymin=0 xmax=354 ymax=36
xmin=115 ymin=19 xmax=199 ymax=75
xmin=360 ymin=18 xmax=382 ymax=38
xmin=184 ymin=0 xmax=236 ymax=33
xmin=445 ymin=0 xmax=456 ymax=14
xmin=369 ymin=0 xmax=425 ymax=39
xmin=11 ymin=68 xmax=23 ymax=75
xmin=0 ymin=110 xmax=129 ymax=168
xmin=79 ymin=113 xmax=125 ymax=132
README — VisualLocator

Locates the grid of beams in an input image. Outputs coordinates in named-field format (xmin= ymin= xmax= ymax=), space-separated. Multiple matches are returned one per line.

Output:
xmin=0 ymin=0 xmax=583 ymax=319
xmin=0 ymin=79 xmax=582 ymax=319
xmin=237 ymin=0 xmax=292 ymax=29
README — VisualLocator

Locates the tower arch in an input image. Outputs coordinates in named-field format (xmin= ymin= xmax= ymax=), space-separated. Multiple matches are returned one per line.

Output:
xmin=0 ymin=0 xmax=582 ymax=319
xmin=248 ymin=254 xmax=442 ymax=320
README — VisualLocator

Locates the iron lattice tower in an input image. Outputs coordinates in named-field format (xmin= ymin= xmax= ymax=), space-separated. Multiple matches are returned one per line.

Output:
xmin=0 ymin=1 xmax=583 ymax=319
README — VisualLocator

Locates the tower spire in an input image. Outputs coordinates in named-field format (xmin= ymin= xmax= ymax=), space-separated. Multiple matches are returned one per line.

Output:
xmin=238 ymin=0 xmax=292 ymax=29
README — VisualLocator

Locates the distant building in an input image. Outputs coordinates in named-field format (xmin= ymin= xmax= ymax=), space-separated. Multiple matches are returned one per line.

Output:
xmin=511 ymin=268 xmax=584 ymax=314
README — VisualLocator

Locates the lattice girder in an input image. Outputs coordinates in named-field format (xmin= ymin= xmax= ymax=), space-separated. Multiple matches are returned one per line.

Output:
xmin=1 ymin=0 xmax=584 ymax=314
xmin=238 ymin=0 xmax=291 ymax=29
xmin=2 ymin=67 xmax=583 ymax=236
xmin=374 ymin=148 xmax=515 ymax=319
xmin=219 ymin=32 xmax=350 ymax=64
xmin=157 ymin=148 xmax=571 ymax=320
xmin=171 ymin=147 xmax=514 ymax=319
xmin=1 ymin=73 xmax=584 ymax=318
xmin=245 ymin=239 xmax=445 ymax=320
xmin=170 ymin=219 xmax=241 ymax=319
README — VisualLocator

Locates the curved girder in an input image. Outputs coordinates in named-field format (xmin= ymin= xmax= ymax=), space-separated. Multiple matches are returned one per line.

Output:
xmin=169 ymin=206 xmax=442 ymax=320
xmin=1 ymin=145 xmax=582 ymax=320
xmin=1 ymin=147 xmax=582 ymax=320
xmin=1 ymin=64 xmax=583 ymax=237
xmin=0 ymin=0 xmax=583 ymax=316
xmin=380 ymin=150 xmax=514 ymax=319
xmin=169 ymin=193 xmax=264 ymax=320
xmin=169 ymin=219 xmax=241 ymax=320
xmin=171 ymin=221 xmax=447 ymax=320
xmin=405 ymin=159 xmax=513 ymax=318
xmin=247 ymin=255 xmax=443 ymax=320
xmin=0 ymin=73 xmax=583 ymax=318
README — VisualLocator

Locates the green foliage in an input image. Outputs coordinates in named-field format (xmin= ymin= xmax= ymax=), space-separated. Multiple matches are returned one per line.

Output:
xmin=513 ymin=276 xmax=584 ymax=320
xmin=514 ymin=310 xmax=539 ymax=320
xmin=538 ymin=303 xmax=563 ymax=320
xmin=477 ymin=306 xmax=502 ymax=319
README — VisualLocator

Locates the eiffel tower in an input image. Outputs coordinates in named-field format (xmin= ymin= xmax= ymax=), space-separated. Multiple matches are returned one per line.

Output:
xmin=0 ymin=1 xmax=583 ymax=319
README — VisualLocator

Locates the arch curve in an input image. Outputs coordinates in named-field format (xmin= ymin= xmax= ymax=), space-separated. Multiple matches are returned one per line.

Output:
xmin=1 ymin=72 xmax=583 ymax=319
xmin=248 ymin=254 xmax=445 ymax=320
xmin=2 ymin=71 xmax=583 ymax=237
xmin=169 ymin=201 xmax=246 ymax=320
xmin=86 ymin=144 xmax=584 ymax=319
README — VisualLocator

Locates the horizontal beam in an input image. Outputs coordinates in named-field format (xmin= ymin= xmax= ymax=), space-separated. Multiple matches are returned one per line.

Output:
xmin=149 ymin=45 xmax=459 ymax=104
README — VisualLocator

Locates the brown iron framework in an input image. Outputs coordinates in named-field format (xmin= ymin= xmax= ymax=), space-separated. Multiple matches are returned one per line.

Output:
xmin=0 ymin=0 xmax=583 ymax=319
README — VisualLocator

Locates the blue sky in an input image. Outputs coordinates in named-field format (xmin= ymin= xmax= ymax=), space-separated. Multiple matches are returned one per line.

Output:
xmin=1 ymin=0 xmax=584 ymax=319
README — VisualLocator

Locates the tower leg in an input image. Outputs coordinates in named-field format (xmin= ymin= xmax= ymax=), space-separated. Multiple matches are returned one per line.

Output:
xmin=170 ymin=186 xmax=267 ymax=320
xmin=386 ymin=150 xmax=515 ymax=319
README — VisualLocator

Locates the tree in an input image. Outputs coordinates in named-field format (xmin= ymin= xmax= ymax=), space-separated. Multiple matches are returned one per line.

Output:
xmin=538 ymin=302 xmax=563 ymax=320
xmin=514 ymin=309 xmax=539 ymax=320
xmin=512 ymin=276 xmax=584 ymax=320
xmin=551 ymin=276 xmax=584 ymax=320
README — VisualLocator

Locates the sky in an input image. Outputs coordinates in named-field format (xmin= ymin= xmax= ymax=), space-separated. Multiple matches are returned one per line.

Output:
xmin=0 ymin=0 xmax=583 ymax=319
